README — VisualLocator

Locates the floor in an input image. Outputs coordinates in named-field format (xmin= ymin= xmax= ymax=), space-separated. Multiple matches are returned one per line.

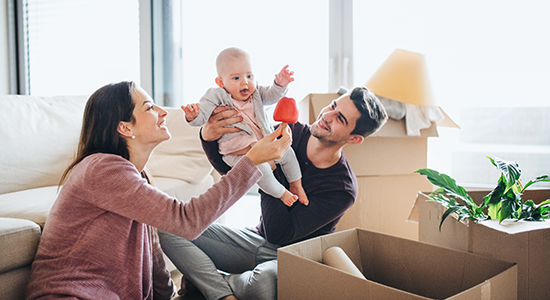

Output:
xmin=169 ymin=192 xmax=261 ymax=300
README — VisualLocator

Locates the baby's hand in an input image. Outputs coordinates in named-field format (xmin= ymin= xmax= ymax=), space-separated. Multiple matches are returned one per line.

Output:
xmin=182 ymin=103 xmax=200 ymax=122
xmin=274 ymin=65 xmax=295 ymax=87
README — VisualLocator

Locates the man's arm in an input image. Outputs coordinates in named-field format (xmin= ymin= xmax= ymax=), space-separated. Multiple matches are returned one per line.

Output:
xmin=200 ymin=130 xmax=230 ymax=175
xmin=199 ymin=106 xmax=244 ymax=175
xmin=259 ymin=188 xmax=354 ymax=246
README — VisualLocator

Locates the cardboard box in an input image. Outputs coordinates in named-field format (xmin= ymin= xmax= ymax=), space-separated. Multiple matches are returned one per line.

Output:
xmin=335 ymin=174 xmax=432 ymax=240
xmin=278 ymin=228 xmax=517 ymax=300
xmin=415 ymin=189 xmax=550 ymax=300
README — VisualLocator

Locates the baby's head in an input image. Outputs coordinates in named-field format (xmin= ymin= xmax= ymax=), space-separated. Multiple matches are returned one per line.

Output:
xmin=215 ymin=47 xmax=256 ymax=101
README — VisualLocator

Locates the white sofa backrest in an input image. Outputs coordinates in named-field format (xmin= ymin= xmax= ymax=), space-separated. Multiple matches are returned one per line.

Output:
xmin=0 ymin=95 xmax=88 ymax=194
xmin=0 ymin=96 xmax=213 ymax=196
xmin=147 ymin=107 xmax=213 ymax=185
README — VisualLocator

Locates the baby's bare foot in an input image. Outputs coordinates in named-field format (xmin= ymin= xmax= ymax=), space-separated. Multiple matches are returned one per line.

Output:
xmin=289 ymin=180 xmax=309 ymax=206
xmin=281 ymin=190 xmax=298 ymax=206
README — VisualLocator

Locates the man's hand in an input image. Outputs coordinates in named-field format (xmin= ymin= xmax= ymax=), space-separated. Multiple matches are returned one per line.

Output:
xmin=200 ymin=106 xmax=243 ymax=142
xmin=274 ymin=65 xmax=295 ymax=87
xmin=181 ymin=103 xmax=200 ymax=122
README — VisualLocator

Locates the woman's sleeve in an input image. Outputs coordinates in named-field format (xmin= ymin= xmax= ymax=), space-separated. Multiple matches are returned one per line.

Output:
xmin=85 ymin=155 xmax=261 ymax=240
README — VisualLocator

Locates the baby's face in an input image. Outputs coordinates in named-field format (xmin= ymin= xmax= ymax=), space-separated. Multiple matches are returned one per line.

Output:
xmin=218 ymin=56 xmax=256 ymax=101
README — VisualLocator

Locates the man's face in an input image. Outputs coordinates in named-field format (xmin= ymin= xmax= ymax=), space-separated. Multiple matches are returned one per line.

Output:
xmin=310 ymin=95 xmax=361 ymax=144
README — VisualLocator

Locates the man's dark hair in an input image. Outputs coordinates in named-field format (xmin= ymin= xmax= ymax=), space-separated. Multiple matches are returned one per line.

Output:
xmin=349 ymin=86 xmax=388 ymax=137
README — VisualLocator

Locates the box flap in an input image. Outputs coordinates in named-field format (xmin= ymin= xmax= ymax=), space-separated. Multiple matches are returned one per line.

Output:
xmin=437 ymin=107 xmax=460 ymax=128
xmin=407 ymin=192 xmax=423 ymax=223
xmin=478 ymin=219 xmax=550 ymax=234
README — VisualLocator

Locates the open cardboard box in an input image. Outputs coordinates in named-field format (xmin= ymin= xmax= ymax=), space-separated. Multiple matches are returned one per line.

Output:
xmin=278 ymin=228 xmax=517 ymax=300
xmin=413 ymin=189 xmax=550 ymax=300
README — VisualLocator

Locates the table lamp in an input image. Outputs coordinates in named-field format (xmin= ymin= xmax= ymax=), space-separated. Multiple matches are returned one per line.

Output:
xmin=366 ymin=49 xmax=437 ymax=107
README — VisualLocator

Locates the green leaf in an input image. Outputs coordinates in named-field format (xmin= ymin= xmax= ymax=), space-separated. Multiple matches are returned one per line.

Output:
xmin=523 ymin=175 xmax=550 ymax=191
xmin=484 ymin=179 xmax=507 ymax=220
xmin=415 ymin=168 xmax=469 ymax=198
xmin=487 ymin=156 xmax=521 ymax=193
xmin=484 ymin=179 xmax=506 ymax=205
xmin=498 ymin=190 xmax=521 ymax=223
xmin=440 ymin=206 xmax=463 ymax=231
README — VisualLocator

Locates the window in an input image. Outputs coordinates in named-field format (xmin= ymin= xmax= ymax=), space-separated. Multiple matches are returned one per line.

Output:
xmin=19 ymin=0 xmax=140 ymax=96
xmin=353 ymin=0 xmax=550 ymax=188
xmin=151 ymin=0 xmax=329 ymax=107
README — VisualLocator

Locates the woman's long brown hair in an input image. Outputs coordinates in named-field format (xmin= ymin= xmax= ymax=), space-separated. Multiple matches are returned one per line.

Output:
xmin=59 ymin=81 xmax=137 ymax=186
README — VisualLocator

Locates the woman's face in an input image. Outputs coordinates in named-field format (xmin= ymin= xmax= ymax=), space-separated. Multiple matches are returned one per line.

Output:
xmin=129 ymin=86 xmax=170 ymax=147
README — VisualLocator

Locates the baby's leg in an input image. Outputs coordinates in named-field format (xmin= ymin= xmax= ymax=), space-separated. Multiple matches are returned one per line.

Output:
xmin=224 ymin=155 xmax=297 ymax=206
xmin=255 ymin=161 xmax=297 ymax=207
xmin=276 ymin=148 xmax=309 ymax=205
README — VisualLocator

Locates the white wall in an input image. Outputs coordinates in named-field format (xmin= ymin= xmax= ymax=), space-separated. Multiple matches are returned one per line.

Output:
xmin=0 ymin=0 xmax=10 ymax=94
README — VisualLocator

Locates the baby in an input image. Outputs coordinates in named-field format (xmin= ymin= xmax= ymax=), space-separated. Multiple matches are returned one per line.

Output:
xmin=183 ymin=47 xmax=308 ymax=207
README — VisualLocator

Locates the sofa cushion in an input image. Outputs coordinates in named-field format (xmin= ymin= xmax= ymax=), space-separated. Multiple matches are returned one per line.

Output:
xmin=147 ymin=107 xmax=213 ymax=184
xmin=0 ymin=186 xmax=58 ymax=228
xmin=0 ymin=265 xmax=32 ymax=300
xmin=0 ymin=95 xmax=88 ymax=194
xmin=0 ymin=218 xmax=41 ymax=273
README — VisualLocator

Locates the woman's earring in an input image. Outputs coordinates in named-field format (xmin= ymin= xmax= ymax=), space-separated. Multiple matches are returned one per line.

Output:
xmin=132 ymin=135 xmax=135 ymax=139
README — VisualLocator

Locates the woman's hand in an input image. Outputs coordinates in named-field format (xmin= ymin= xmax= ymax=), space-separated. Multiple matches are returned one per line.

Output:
xmin=200 ymin=106 xmax=243 ymax=142
xmin=245 ymin=125 xmax=292 ymax=166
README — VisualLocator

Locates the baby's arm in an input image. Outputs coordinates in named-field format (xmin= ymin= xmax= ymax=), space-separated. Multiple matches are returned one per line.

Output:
xmin=182 ymin=103 xmax=200 ymax=122
xmin=187 ymin=88 xmax=232 ymax=127
xmin=274 ymin=65 xmax=295 ymax=87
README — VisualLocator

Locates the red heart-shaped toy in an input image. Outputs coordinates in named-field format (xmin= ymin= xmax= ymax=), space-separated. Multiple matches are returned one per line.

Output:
xmin=273 ymin=97 xmax=299 ymax=125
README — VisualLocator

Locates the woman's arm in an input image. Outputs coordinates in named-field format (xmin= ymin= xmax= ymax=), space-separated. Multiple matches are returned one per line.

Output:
xmin=86 ymin=154 xmax=261 ymax=240
xmin=85 ymin=127 xmax=291 ymax=240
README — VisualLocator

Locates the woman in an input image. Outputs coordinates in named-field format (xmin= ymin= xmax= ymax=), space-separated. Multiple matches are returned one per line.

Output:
xmin=25 ymin=81 xmax=291 ymax=300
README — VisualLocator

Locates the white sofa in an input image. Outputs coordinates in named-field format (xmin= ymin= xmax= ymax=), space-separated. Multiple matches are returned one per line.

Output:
xmin=0 ymin=95 xmax=215 ymax=299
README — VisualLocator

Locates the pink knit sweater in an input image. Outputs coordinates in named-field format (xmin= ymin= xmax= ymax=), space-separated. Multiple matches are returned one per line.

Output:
xmin=25 ymin=153 xmax=261 ymax=300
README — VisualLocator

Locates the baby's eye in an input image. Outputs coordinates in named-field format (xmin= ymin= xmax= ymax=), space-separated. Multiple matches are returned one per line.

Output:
xmin=233 ymin=77 xmax=240 ymax=80
xmin=247 ymin=75 xmax=253 ymax=79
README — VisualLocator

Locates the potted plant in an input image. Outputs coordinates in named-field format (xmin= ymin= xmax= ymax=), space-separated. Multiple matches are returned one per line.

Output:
xmin=415 ymin=156 xmax=550 ymax=230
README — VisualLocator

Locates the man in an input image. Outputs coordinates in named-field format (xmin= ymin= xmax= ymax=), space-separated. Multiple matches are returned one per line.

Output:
xmin=159 ymin=87 xmax=388 ymax=300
